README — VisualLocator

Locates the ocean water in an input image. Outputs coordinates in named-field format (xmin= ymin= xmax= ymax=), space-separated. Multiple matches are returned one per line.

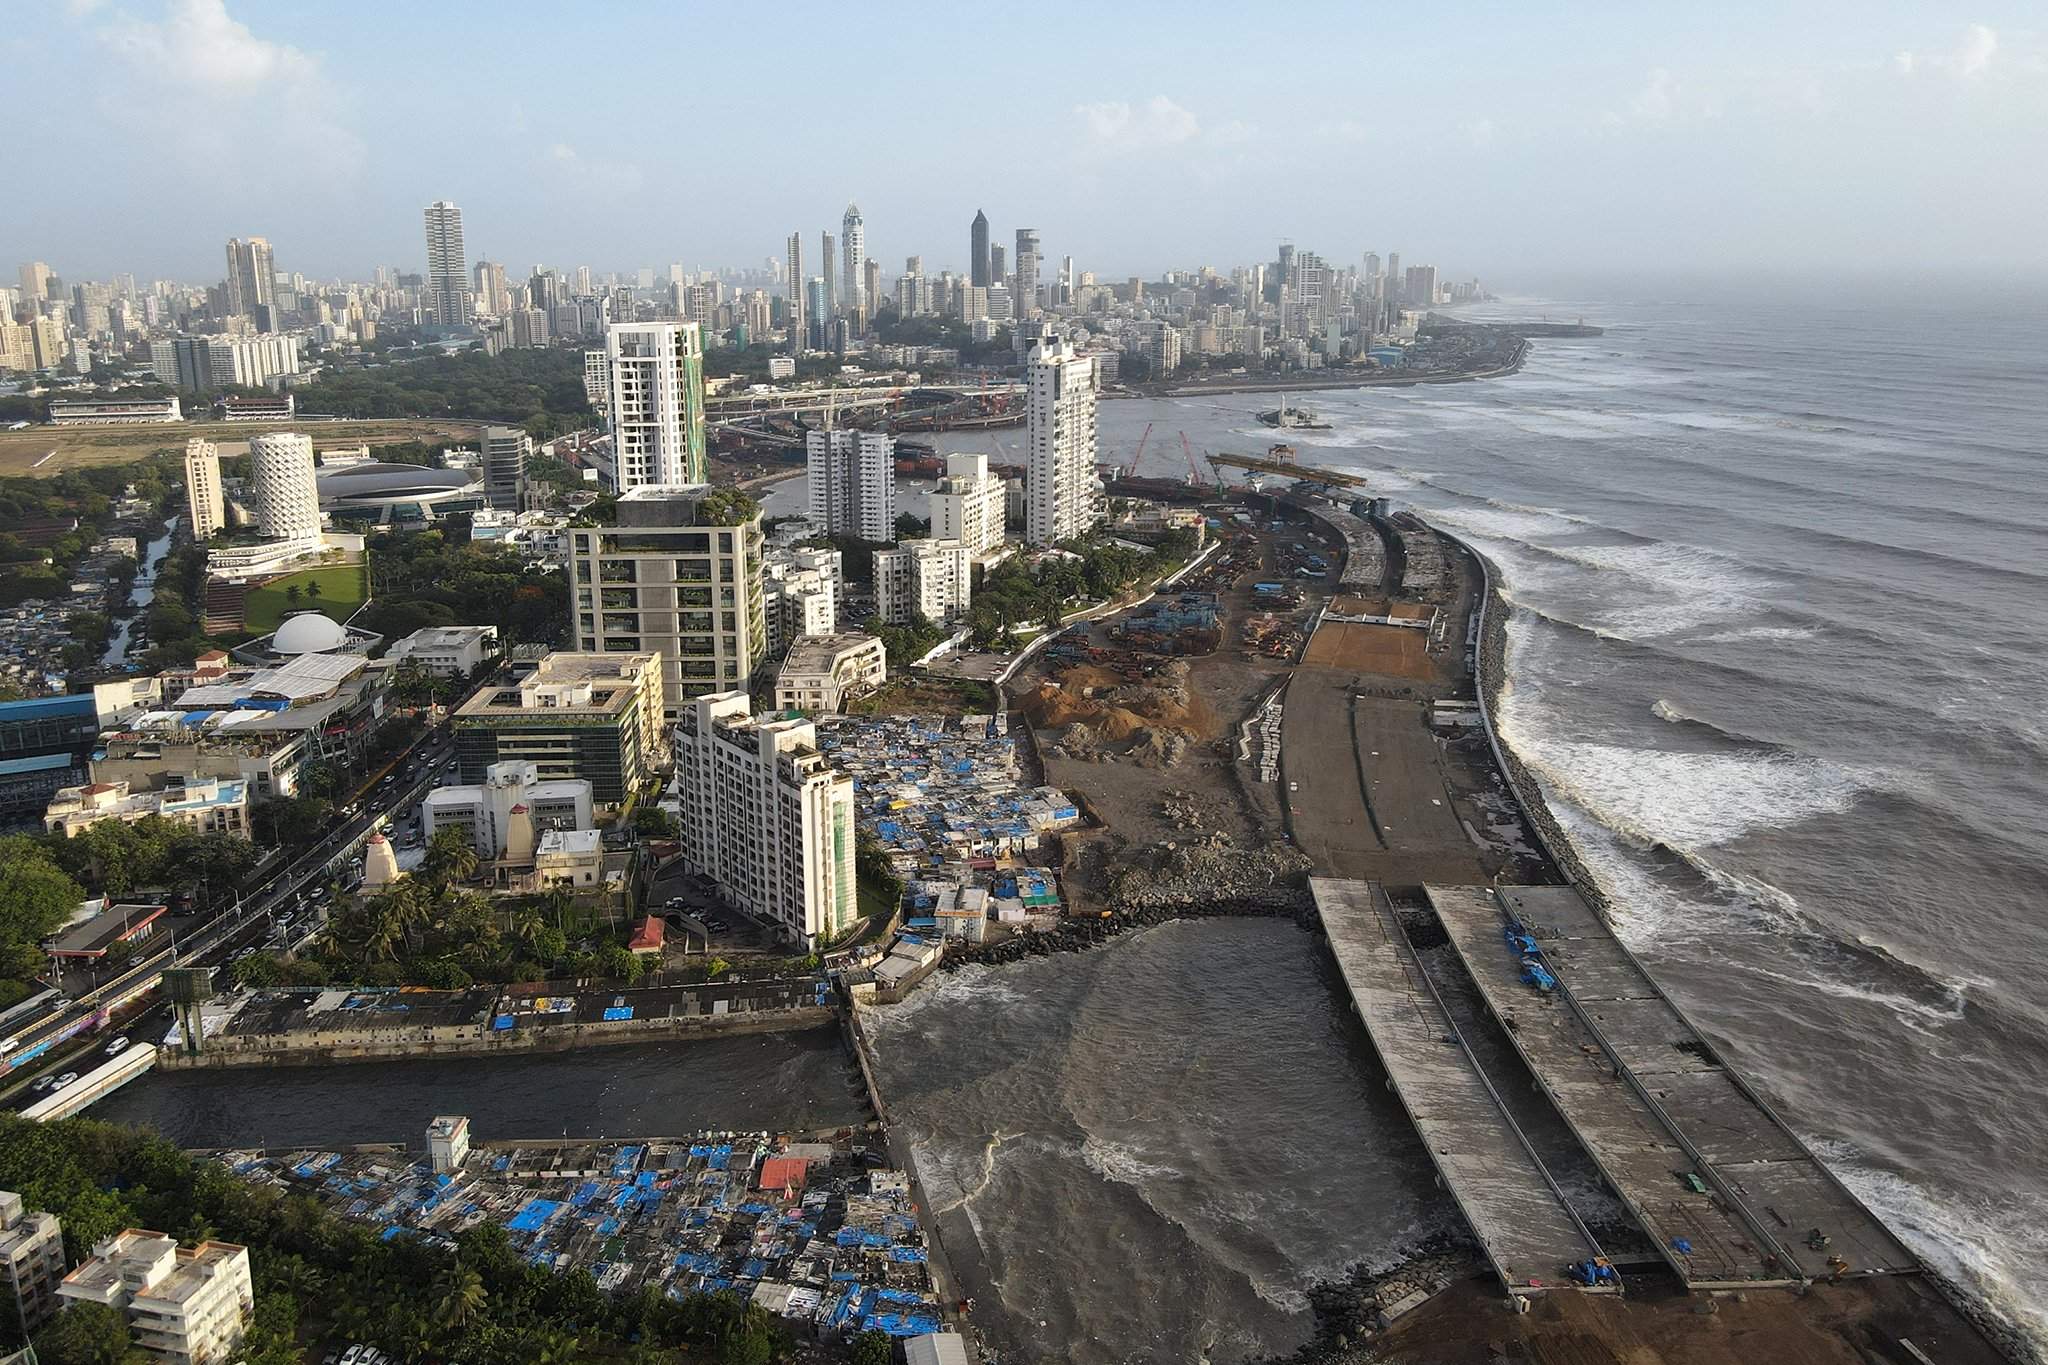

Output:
xmin=879 ymin=285 xmax=2048 ymax=1361
xmin=864 ymin=919 xmax=1450 ymax=1365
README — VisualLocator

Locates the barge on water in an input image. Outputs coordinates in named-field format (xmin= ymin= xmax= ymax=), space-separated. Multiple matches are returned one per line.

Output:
xmin=1255 ymin=405 xmax=1331 ymax=430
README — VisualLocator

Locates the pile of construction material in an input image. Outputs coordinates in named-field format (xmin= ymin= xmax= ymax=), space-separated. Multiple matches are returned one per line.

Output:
xmin=1108 ymin=837 xmax=1311 ymax=910
xmin=1025 ymin=659 xmax=1216 ymax=767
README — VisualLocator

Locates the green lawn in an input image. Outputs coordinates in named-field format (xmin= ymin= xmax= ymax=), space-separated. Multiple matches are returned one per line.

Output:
xmin=242 ymin=562 xmax=370 ymax=631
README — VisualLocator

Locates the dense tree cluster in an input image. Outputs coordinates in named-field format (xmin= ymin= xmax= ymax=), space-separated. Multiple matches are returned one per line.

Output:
xmin=243 ymin=830 xmax=644 ymax=991
xmin=0 ymin=836 xmax=85 ymax=986
xmin=289 ymin=348 xmax=593 ymax=439
xmin=962 ymin=536 xmax=1185 ymax=647
xmin=0 ymin=458 xmax=175 ymax=610
xmin=357 ymin=529 xmax=566 ymax=648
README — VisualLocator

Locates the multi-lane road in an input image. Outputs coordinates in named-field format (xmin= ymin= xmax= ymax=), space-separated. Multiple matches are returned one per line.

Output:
xmin=1 ymin=723 xmax=460 ymax=1114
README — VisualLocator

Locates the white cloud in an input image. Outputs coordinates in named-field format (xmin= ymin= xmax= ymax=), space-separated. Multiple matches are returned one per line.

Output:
xmin=538 ymin=140 xmax=643 ymax=195
xmin=81 ymin=0 xmax=364 ymax=179
xmin=1895 ymin=23 xmax=1999 ymax=80
xmin=1952 ymin=23 xmax=1998 ymax=76
xmin=1631 ymin=67 xmax=1677 ymax=121
xmin=1466 ymin=117 xmax=1496 ymax=148
xmin=1073 ymin=96 xmax=1202 ymax=153
xmin=99 ymin=0 xmax=319 ymax=95
xmin=1312 ymin=119 xmax=1373 ymax=145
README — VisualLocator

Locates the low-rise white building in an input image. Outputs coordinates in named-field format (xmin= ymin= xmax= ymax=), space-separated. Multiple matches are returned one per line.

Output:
xmin=427 ymin=1115 xmax=470 ymax=1174
xmin=0 ymin=1192 xmax=66 ymax=1334
xmin=774 ymin=633 xmax=886 ymax=714
xmin=59 ymin=1230 xmax=253 ymax=1365
xmin=532 ymin=828 xmax=604 ymax=889
xmin=673 ymin=693 xmax=857 ymax=948
xmin=386 ymin=624 xmax=501 ymax=678
xmin=422 ymin=759 xmax=593 ymax=859
xmin=874 ymin=539 xmax=972 ymax=626
xmin=44 ymin=775 xmax=249 ymax=840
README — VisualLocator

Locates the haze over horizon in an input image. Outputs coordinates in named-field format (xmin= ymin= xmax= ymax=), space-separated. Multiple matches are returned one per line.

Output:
xmin=6 ymin=0 xmax=2045 ymax=284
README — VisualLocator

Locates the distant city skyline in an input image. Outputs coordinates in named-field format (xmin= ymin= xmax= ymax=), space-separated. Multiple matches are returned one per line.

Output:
xmin=4 ymin=2 xmax=2045 ymax=283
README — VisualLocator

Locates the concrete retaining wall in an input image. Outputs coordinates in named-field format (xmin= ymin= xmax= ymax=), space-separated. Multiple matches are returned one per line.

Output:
xmin=156 ymin=1006 xmax=835 ymax=1068
xmin=1450 ymin=531 xmax=1611 ymax=911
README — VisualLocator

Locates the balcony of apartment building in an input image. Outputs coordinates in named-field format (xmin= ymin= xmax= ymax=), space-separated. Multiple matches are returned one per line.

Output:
xmin=674 ymin=557 xmax=714 ymax=583
xmin=597 ymin=560 xmax=638 ymax=584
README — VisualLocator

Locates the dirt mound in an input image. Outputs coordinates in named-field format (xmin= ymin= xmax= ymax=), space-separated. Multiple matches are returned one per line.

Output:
xmin=1024 ymin=659 xmax=1219 ymax=764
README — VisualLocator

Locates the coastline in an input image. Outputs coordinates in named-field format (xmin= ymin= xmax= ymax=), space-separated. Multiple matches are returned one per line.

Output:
xmin=1123 ymin=335 xmax=1529 ymax=401
xmin=1447 ymin=528 xmax=2036 ymax=1365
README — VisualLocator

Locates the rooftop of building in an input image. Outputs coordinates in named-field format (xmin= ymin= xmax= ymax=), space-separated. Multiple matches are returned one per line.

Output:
xmin=780 ymin=633 xmax=884 ymax=674
xmin=392 ymin=624 xmax=499 ymax=650
xmin=537 ymin=828 xmax=603 ymax=856
xmin=174 ymin=650 xmax=371 ymax=707
xmin=0 ymin=691 xmax=97 ymax=722
xmin=49 ymin=902 xmax=168 ymax=955
xmin=454 ymin=652 xmax=655 ymax=722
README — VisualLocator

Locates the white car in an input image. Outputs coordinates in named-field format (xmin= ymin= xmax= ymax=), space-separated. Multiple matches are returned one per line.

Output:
xmin=104 ymin=1037 xmax=132 ymax=1056
xmin=53 ymin=1072 xmax=79 ymax=1089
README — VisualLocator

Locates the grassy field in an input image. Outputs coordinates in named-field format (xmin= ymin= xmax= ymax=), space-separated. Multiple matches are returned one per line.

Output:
xmin=0 ymin=418 xmax=484 ymax=478
xmin=241 ymin=562 xmax=370 ymax=632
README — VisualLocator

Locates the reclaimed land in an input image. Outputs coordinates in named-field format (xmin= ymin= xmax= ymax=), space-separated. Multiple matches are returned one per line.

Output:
xmin=0 ymin=416 xmax=485 ymax=476
xmin=911 ymin=491 xmax=2020 ymax=1365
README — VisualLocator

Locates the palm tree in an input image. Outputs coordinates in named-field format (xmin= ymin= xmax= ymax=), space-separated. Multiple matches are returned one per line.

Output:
xmin=361 ymin=906 xmax=404 ymax=962
xmin=284 ymin=584 xmax=302 ymax=606
xmin=542 ymin=888 xmax=574 ymax=931
xmin=431 ymin=1264 xmax=487 ymax=1331
xmin=530 ymin=1328 xmax=582 ymax=1364
xmin=306 ymin=578 xmax=324 ymax=600
xmin=424 ymin=827 xmax=480 ymax=887
xmin=269 ymin=1254 xmax=325 ymax=1301
xmin=510 ymin=907 xmax=545 ymax=957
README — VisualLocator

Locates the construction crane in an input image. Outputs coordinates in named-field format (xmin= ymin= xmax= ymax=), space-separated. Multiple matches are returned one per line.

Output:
xmin=1124 ymin=422 xmax=1154 ymax=479
xmin=1181 ymin=431 xmax=1205 ymax=486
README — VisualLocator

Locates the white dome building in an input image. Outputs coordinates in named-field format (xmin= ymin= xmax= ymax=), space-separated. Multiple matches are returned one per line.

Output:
xmin=270 ymin=612 xmax=349 ymax=656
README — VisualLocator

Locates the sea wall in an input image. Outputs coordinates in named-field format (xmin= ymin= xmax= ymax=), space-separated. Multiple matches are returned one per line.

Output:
xmin=1456 ymin=537 xmax=1611 ymax=911
xmin=156 ymin=1006 xmax=835 ymax=1068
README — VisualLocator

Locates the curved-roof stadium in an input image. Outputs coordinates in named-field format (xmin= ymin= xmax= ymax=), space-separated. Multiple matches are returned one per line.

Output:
xmin=317 ymin=461 xmax=481 ymax=522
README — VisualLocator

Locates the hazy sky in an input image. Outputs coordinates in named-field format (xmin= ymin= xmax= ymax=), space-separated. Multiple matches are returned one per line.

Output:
xmin=6 ymin=0 xmax=2044 ymax=286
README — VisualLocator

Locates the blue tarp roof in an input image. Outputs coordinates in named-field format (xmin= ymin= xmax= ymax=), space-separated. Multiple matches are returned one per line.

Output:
xmin=0 ymin=692 xmax=95 ymax=721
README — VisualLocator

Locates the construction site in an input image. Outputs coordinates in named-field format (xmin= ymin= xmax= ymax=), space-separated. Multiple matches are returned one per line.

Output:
xmin=981 ymin=451 xmax=2018 ymax=1365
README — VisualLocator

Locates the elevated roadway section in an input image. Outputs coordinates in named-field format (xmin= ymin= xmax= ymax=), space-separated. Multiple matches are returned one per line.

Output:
xmin=1312 ymin=878 xmax=1611 ymax=1294
xmin=1429 ymin=884 xmax=1919 ymax=1287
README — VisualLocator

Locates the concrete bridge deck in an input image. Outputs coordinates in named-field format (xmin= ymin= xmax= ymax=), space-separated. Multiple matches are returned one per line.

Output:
xmin=1311 ymin=878 xmax=1608 ymax=1293
xmin=1430 ymin=885 xmax=1919 ymax=1288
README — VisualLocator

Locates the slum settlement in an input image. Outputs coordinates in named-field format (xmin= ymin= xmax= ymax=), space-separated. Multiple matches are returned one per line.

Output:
xmin=216 ymin=1123 xmax=946 ymax=1339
